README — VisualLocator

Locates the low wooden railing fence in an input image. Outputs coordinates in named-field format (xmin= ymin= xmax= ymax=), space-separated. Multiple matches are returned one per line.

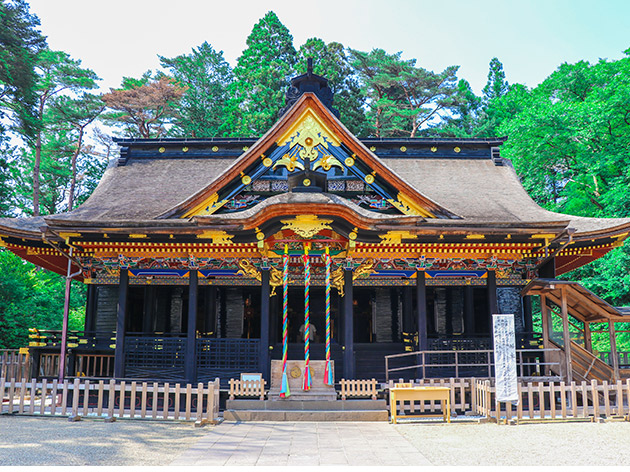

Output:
xmin=0 ymin=377 xmax=220 ymax=424
xmin=473 ymin=379 xmax=630 ymax=422
xmin=340 ymin=379 xmax=378 ymax=400
xmin=1 ymin=350 xmax=31 ymax=381
xmin=228 ymin=378 xmax=266 ymax=400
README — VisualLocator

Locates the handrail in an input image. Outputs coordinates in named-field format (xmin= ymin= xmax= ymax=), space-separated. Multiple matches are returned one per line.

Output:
xmin=385 ymin=348 xmax=562 ymax=381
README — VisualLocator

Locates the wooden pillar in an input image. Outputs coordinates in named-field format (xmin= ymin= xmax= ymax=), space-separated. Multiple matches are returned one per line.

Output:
xmin=487 ymin=271 xmax=498 ymax=337
xmin=185 ymin=270 xmax=198 ymax=383
xmin=84 ymin=284 xmax=97 ymax=333
xmin=207 ymin=287 xmax=217 ymax=336
xmin=114 ymin=269 xmax=129 ymax=379
xmin=584 ymin=321 xmax=592 ymax=352
xmin=609 ymin=321 xmax=620 ymax=381
xmin=142 ymin=286 xmax=156 ymax=333
xmin=343 ymin=268 xmax=354 ymax=379
xmin=464 ymin=285 xmax=475 ymax=335
xmin=487 ymin=271 xmax=498 ymax=314
xmin=560 ymin=286 xmax=573 ymax=382
xmin=540 ymin=294 xmax=550 ymax=376
xmin=416 ymin=271 xmax=428 ymax=351
xmin=522 ymin=295 xmax=533 ymax=333
xmin=403 ymin=286 xmax=414 ymax=347
xmin=259 ymin=269 xmax=271 ymax=380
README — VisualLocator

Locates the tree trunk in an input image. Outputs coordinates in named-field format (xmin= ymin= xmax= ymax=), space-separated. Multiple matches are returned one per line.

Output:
xmin=32 ymin=132 xmax=41 ymax=217
xmin=67 ymin=126 xmax=83 ymax=211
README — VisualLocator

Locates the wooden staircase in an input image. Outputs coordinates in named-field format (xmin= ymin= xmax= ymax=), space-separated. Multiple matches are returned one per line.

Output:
xmin=548 ymin=339 xmax=616 ymax=382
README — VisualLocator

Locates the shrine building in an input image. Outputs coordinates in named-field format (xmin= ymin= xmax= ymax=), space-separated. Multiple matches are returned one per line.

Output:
xmin=2 ymin=66 xmax=630 ymax=386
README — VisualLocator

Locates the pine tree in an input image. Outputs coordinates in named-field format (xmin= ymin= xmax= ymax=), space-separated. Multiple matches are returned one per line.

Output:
xmin=483 ymin=57 xmax=509 ymax=103
xmin=160 ymin=42 xmax=233 ymax=138
xmin=224 ymin=11 xmax=296 ymax=136
xmin=295 ymin=38 xmax=367 ymax=136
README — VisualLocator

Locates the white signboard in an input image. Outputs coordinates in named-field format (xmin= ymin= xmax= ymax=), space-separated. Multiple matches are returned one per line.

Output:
xmin=493 ymin=314 xmax=518 ymax=403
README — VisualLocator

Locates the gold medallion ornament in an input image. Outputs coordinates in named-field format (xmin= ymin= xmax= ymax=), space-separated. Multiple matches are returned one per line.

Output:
xmin=281 ymin=215 xmax=333 ymax=239
xmin=303 ymin=178 xmax=311 ymax=187
xmin=454 ymin=147 xmax=461 ymax=153
xmin=159 ymin=147 xmax=165 ymax=153
xmin=431 ymin=146 xmax=437 ymax=152
xmin=241 ymin=175 xmax=252 ymax=185
xmin=182 ymin=146 xmax=189 ymax=152
xmin=365 ymin=174 xmax=375 ymax=184
xmin=290 ymin=366 xmax=302 ymax=378
xmin=370 ymin=146 xmax=376 ymax=152
xmin=212 ymin=146 xmax=219 ymax=152
xmin=400 ymin=146 xmax=407 ymax=152
xmin=344 ymin=157 xmax=355 ymax=167
xmin=263 ymin=157 xmax=272 ymax=167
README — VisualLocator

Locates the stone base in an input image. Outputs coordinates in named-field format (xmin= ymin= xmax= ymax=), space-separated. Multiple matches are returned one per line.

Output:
xmin=268 ymin=359 xmax=336 ymax=401
xmin=223 ymin=409 xmax=389 ymax=422
xmin=227 ymin=399 xmax=388 ymax=411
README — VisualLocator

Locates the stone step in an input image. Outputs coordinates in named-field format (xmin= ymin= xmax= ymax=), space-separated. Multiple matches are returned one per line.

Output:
xmin=227 ymin=399 xmax=388 ymax=411
xmin=223 ymin=409 xmax=389 ymax=422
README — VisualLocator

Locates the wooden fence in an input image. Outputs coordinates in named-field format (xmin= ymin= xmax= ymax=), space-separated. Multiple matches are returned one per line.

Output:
xmin=473 ymin=379 xmax=630 ymax=422
xmin=340 ymin=379 xmax=378 ymax=400
xmin=1 ymin=350 xmax=31 ymax=381
xmin=228 ymin=378 xmax=266 ymax=400
xmin=0 ymin=377 xmax=220 ymax=424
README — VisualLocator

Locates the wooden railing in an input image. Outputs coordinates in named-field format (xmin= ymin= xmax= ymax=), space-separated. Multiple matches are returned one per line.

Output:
xmin=340 ymin=379 xmax=378 ymax=400
xmin=385 ymin=348 xmax=561 ymax=381
xmin=1 ymin=350 xmax=31 ymax=381
xmin=473 ymin=379 xmax=630 ymax=423
xmin=599 ymin=351 xmax=630 ymax=368
xmin=0 ymin=377 xmax=220 ymax=424
xmin=228 ymin=378 xmax=266 ymax=400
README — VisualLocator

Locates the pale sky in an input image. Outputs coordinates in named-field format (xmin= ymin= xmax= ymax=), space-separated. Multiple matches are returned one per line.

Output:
xmin=27 ymin=0 xmax=630 ymax=95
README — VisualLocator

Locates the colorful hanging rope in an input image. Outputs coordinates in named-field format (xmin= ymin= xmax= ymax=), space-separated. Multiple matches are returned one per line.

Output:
xmin=280 ymin=245 xmax=290 ymax=398
xmin=302 ymin=246 xmax=312 ymax=391
xmin=324 ymin=247 xmax=333 ymax=386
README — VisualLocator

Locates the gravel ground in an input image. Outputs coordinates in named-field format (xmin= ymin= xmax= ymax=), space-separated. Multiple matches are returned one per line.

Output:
xmin=3 ymin=415 xmax=630 ymax=466
xmin=396 ymin=420 xmax=630 ymax=466
xmin=0 ymin=416 xmax=207 ymax=466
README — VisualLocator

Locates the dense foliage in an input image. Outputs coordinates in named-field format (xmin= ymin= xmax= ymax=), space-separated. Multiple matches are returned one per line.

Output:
xmin=1 ymin=4 xmax=629 ymax=353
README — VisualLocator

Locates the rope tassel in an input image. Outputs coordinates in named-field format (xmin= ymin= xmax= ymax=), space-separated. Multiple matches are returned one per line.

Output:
xmin=324 ymin=247 xmax=333 ymax=386
xmin=303 ymin=246 xmax=311 ymax=391
xmin=280 ymin=245 xmax=290 ymax=399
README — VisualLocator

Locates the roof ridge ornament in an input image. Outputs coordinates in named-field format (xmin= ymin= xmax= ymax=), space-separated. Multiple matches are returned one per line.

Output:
xmin=278 ymin=59 xmax=339 ymax=118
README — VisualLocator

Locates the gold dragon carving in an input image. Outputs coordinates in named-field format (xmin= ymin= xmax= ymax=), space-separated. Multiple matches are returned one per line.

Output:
xmin=330 ymin=259 xmax=376 ymax=297
xmin=236 ymin=259 xmax=282 ymax=296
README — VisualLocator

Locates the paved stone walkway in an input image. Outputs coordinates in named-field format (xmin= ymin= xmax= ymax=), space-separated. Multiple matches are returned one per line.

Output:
xmin=171 ymin=421 xmax=433 ymax=466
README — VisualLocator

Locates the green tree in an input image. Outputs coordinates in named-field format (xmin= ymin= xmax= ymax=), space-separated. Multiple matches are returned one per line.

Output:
xmin=350 ymin=48 xmax=459 ymax=137
xmin=48 ymin=93 xmax=105 ymax=210
xmin=0 ymin=0 xmax=46 ymax=139
xmin=28 ymin=49 xmax=100 ymax=216
xmin=483 ymin=57 xmax=509 ymax=103
xmin=224 ymin=11 xmax=296 ymax=136
xmin=295 ymin=38 xmax=367 ymax=136
xmin=0 ymin=249 xmax=85 ymax=349
xmin=159 ymin=42 xmax=233 ymax=138
xmin=496 ymin=51 xmax=630 ymax=310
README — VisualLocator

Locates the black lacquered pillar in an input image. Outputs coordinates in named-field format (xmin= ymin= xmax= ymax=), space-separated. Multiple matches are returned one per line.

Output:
xmin=343 ymin=268 xmax=354 ymax=379
xmin=259 ymin=268 xmax=271 ymax=380
xmin=185 ymin=270 xmax=199 ymax=383
xmin=114 ymin=269 xmax=129 ymax=379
